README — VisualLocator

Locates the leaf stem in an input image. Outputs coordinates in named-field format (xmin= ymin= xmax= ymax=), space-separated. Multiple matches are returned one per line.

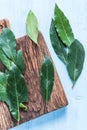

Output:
xmin=72 ymin=81 xmax=76 ymax=89
xmin=17 ymin=120 xmax=20 ymax=126
xmin=19 ymin=103 xmax=27 ymax=111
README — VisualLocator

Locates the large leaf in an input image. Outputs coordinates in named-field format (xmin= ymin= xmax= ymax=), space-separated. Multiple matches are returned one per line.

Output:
xmin=40 ymin=55 xmax=54 ymax=103
xmin=67 ymin=39 xmax=85 ymax=84
xmin=26 ymin=10 xmax=38 ymax=44
xmin=54 ymin=4 xmax=75 ymax=47
xmin=50 ymin=19 xmax=68 ymax=64
xmin=6 ymin=63 xmax=28 ymax=121
xmin=0 ymin=28 xmax=16 ymax=62
xmin=0 ymin=72 xmax=7 ymax=101
xmin=16 ymin=50 xmax=25 ymax=74
xmin=0 ymin=48 xmax=11 ymax=70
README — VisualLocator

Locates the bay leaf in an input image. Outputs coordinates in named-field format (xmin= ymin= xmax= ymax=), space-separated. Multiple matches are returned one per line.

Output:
xmin=16 ymin=50 xmax=25 ymax=74
xmin=67 ymin=39 xmax=85 ymax=84
xmin=6 ymin=63 xmax=28 ymax=121
xmin=40 ymin=55 xmax=54 ymax=103
xmin=0 ymin=72 xmax=7 ymax=101
xmin=54 ymin=4 xmax=75 ymax=47
xmin=0 ymin=48 xmax=11 ymax=70
xmin=0 ymin=28 xmax=16 ymax=62
xmin=26 ymin=10 xmax=38 ymax=44
xmin=50 ymin=19 xmax=68 ymax=64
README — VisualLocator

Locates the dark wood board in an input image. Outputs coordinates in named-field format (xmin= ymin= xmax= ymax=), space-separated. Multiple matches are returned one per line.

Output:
xmin=0 ymin=19 xmax=68 ymax=130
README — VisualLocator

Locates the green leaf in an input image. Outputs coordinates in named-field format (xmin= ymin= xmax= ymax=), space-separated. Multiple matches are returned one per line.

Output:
xmin=16 ymin=50 xmax=25 ymax=74
xmin=6 ymin=63 xmax=28 ymax=121
xmin=40 ymin=55 xmax=54 ymax=103
xmin=54 ymin=4 xmax=75 ymax=47
xmin=0 ymin=72 xmax=7 ymax=101
xmin=26 ymin=10 xmax=38 ymax=44
xmin=50 ymin=19 xmax=68 ymax=64
xmin=0 ymin=28 xmax=16 ymax=62
xmin=0 ymin=28 xmax=28 ymax=121
xmin=0 ymin=48 xmax=12 ymax=70
xmin=67 ymin=39 xmax=85 ymax=84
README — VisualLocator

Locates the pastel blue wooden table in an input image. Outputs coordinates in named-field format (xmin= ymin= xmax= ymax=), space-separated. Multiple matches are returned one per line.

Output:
xmin=0 ymin=0 xmax=87 ymax=130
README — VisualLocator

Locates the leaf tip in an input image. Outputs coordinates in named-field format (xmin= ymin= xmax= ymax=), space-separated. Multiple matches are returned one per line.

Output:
xmin=72 ymin=81 xmax=76 ymax=89
xmin=54 ymin=3 xmax=59 ymax=12
xmin=55 ymin=3 xmax=58 ymax=8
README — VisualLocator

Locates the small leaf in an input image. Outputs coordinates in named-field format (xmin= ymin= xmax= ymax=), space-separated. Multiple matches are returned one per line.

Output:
xmin=0 ymin=28 xmax=16 ymax=62
xmin=26 ymin=10 xmax=38 ymax=44
xmin=0 ymin=48 xmax=12 ymax=70
xmin=40 ymin=55 xmax=54 ymax=103
xmin=67 ymin=39 xmax=85 ymax=84
xmin=50 ymin=19 xmax=68 ymax=64
xmin=16 ymin=50 xmax=25 ymax=74
xmin=0 ymin=72 xmax=7 ymax=101
xmin=6 ymin=63 xmax=28 ymax=121
xmin=54 ymin=4 xmax=75 ymax=47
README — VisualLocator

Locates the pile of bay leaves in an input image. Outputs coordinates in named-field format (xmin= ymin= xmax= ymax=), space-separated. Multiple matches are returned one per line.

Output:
xmin=50 ymin=4 xmax=85 ymax=87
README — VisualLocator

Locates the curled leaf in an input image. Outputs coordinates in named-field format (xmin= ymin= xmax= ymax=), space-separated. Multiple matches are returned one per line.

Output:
xmin=40 ymin=55 xmax=54 ymax=103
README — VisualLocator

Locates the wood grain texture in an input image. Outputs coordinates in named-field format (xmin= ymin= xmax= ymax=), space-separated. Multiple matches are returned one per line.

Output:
xmin=0 ymin=19 xmax=68 ymax=130
xmin=0 ymin=19 xmax=10 ymax=32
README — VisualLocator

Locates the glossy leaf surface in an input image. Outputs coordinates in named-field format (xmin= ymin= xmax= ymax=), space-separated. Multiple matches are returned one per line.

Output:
xmin=54 ymin=4 xmax=74 ymax=47
xmin=0 ymin=72 xmax=7 ymax=101
xmin=40 ymin=55 xmax=54 ymax=103
xmin=67 ymin=39 xmax=85 ymax=83
xmin=0 ymin=28 xmax=16 ymax=62
xmin=6 ymin=63 xmax=28 ymax=121
xmin=16 ymin=50 xmax=25 ymax=74
xmin=0 ymin=48 xmax=11 ymax=70
xmin=50 ymin=19 xmax=68 ymax=64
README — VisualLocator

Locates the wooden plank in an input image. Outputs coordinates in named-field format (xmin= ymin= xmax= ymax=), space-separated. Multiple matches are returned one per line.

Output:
xmin=0 ymin=19 xmax=68 ymax=130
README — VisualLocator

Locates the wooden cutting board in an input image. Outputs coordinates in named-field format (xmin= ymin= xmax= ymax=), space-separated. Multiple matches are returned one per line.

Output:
xmin=0 ymin=19 xmax=68 ymax=130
